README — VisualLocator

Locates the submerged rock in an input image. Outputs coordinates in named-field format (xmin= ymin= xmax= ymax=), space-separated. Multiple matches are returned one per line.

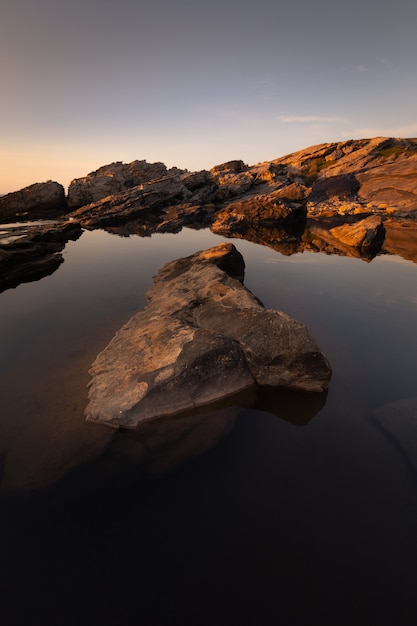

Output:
xmin=86 ymin=243 xmax=331 ymax=429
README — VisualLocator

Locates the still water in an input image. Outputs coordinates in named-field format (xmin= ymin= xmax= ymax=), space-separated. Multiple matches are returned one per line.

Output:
xmin=1 ymin=226 xmax=417 ymax=625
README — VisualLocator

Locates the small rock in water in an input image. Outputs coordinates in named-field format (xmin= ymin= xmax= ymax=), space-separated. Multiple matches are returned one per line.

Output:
xmin=86 ymin=243 xmax=332 ymax=429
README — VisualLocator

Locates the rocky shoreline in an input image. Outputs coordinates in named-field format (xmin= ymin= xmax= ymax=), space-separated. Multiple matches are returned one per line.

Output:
xmin=0 ymin=220 xmax=82 ymax=293
xmin=2 ymin=137 xmax=417 ymax=292
xmin=1 ymin=135 xmax=417 ymax=425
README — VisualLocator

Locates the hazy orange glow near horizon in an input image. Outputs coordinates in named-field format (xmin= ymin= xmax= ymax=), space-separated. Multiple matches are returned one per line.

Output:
xmin=1 ymin=0 xmax=417 ymax=195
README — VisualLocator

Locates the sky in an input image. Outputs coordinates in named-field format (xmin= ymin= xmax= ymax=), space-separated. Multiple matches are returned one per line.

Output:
xmin=1 ymin=0 xmax=417 ymax=194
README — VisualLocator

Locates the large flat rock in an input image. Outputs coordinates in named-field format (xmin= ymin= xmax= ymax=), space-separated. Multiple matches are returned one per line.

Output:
xmin=86 ymin=243 xmax=331 ymax=429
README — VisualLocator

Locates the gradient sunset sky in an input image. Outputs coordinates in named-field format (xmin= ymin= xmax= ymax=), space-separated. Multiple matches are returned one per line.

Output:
xmin=1 ymin=0 xmax=417 ymax=194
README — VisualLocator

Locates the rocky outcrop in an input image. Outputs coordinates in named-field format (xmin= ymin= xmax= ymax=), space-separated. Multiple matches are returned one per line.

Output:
xmin=67 ymin=160 xmax=185 ymax=209
xmin=272 ymin=136 xmax=417 ymax=215
xmin=86 ymin=243 xmax=331 ymax=429
xmin=211 ymin=194 xmax=306 ymax=235
xmin=210 ymin=160 xmax=255 ymax=199
xmin=302 ymin=215 xmax=385 ymax=260
xmin=0 ymin=221 xmax=82 ymax=292
xmin=330 ymin=214 xmax=385 ymax=250
xmin=63 ymin=137 xmax=417 ymax=242
xmin=68 ymin=170 xmax=217 ymax=229
xmin=0 ymin=181 xmax=67 ymax=222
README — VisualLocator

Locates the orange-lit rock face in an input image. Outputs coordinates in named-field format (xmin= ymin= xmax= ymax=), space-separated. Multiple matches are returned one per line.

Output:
xmin=86 ymin=243 xmax=331 ymax=429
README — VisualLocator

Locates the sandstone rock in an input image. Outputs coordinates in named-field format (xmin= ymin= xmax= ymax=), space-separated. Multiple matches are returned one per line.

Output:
xmin=0 ymin=181 xmax=67 ymax=222
xmin=271 ymin=182 xmax=311 ymax=202
xmin=61 ymin=137 xmax=417 ymax=233
xmin=0 ymin=221 xmax=82 ymax=292
xmin=85 ymin=243 xmax=331 ymax=429
xmin=272 ymin=137 xmax=417 ymax=214
xmin=210 ymin=160 xmax=254 ymax=198
xmin=310 ymin=174 xmax=360 ymax=201
xmin=68 ymin=171 xmax=216 ymax=229
xmin=303 ymin=216 xmax=385 ymax=260
xmin=330 ymin=215 xmax=385 ymax=250
xmin=67 ymin=160 xmax=185 ymax=209
xmin=211 ymin=194 xmax=306 ymax=236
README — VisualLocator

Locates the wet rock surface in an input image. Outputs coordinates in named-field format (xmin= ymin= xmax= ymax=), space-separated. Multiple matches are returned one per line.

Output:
xmin=86 ymin=243 xmax=332 ymax=429
xmin=0 ymin=221 xmax=82 ymax=292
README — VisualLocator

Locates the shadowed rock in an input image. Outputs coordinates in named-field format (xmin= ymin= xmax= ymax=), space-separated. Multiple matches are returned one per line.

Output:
xmin=86 ymin=243 xmax=331 ymax=429
xmin=211 ymin=194 xmax=306 ymax=235
xmin=67 ymin=160 xmax=185 ymax=209
xmin=0 ymin=221 xmax=82 ymax=292
xmin=0 ymin=181 xmax=67 ymax=222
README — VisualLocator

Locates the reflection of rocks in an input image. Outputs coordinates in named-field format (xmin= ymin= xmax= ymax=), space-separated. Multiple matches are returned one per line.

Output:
xmin=108 ymin=405 xmax=240 ymax=476
xmin=0 ymin=181 xmax=67 ymax=222
xmin=251 ymin=386 xmax=327 ymax=427
xmin=86 ymin=243 xmax=331 ymax=429
xmin=0 ymin=221 xmax=82 ymax=292
xmin=214 ymin=224 xmax=303 ymax=256
xmin=372 ymin=397 xmax=417 ymax=473
xmin=94 ymin=385 xmax=327 ymax=477
xmin=329 ymin=215 xmax=385 ymax=251
xmin=303 ymin=215 xmax=385 ymax=260
xmin=1 ymin=137 xmax=415 ymax=291
xmin=382 ymin=219 xmax=417 ymax=264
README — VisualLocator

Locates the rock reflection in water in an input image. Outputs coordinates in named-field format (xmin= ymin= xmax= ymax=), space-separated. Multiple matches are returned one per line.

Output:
xmin=96 ymin=385 xmax=327 ymax=480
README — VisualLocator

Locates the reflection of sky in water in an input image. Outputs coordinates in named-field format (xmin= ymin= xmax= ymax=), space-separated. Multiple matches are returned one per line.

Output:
xmin=1 ymin=226 xmax=417 ymax=491
xmin=1 ymin=226 xmax=417 ymax=625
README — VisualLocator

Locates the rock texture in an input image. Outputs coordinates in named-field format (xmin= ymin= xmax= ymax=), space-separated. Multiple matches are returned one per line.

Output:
xmin=0 ymin=181 xmax=67 ymax=222
xmin=68 ymin=170 xmax=217 ymax=229
xmin=86 ymin=243 xmax=331 ymax=429
xmin=330 ymin=215 xmax=385 ymax=250
xmin=0 ymin=221 xmax=82 ymax=292
xmin=1 ymin=137 xmax=416 ymax=284
xmin=63 ymin=137 xmax=417 ymax=243
xmin=211 ymin=194 xmax=306 ymax=235
xmin=279 ymin=137 xmax=417 ymax=216
xmin=67 ymin=160 xmax=185 ymax=209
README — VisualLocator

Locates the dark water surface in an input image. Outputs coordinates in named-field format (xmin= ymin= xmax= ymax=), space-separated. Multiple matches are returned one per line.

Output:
xmin=1 ymin=227 xmax=417 ymax=625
